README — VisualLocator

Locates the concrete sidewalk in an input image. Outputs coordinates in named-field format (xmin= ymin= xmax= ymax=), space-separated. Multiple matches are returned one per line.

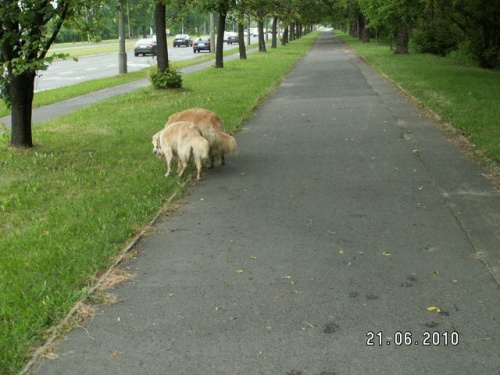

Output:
xmin=31 ymin=33 xmax=500 ymax=375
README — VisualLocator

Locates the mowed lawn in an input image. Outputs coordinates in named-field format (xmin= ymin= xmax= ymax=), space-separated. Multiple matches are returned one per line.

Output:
xmin=0 ymin=33 xmax=318 ymax=374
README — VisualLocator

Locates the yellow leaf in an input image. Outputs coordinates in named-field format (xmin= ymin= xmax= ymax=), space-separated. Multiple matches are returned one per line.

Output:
xmin=235 ymin=269 xmax=244 ymax=274
xmin=427 ymin=306 xmax=442 ymax=313
xmin=339 ymin=250 xmax=344 ymax=255
xmin=382 ymin=251 xmax=391 ymax=256
xmin=250 ymin=256 xmax=257 ymax=260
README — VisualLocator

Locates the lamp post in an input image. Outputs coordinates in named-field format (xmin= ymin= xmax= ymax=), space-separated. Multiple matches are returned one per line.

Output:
xmin=118 ymin=8 xmax=127 ymax=74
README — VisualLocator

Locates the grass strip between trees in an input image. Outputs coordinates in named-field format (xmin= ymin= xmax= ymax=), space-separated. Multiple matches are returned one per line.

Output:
xmin=0 ymin=43 xmax=257 ymax=118
xmin=335 ymin=31 xmax=500 ymax=167
xmin=0 ymin=33 xmax=318 ymax=374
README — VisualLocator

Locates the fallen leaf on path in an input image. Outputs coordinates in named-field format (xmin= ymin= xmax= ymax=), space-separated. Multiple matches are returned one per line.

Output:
xmin=235 ymin=269 xmax=244 ymax=274
xmin=427 ymin=306 xmax=442 ymax=313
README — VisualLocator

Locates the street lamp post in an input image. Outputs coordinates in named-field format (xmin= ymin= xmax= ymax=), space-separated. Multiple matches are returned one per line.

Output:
xmin=118 ymin=10 xmax=127 ymax=74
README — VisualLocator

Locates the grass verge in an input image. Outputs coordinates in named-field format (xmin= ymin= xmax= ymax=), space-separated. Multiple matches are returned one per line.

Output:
xmin=0 ymin=32 xmax=318 ymax=374
xmin=335 ymin=31 xmax=500 ymax=166
xmin=0 ymin=43 xmax=257 ymax=118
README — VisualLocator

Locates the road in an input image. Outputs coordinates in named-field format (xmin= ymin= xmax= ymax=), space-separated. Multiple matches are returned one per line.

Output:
xmin=31 ymin=33 xmax=500 ymax=375
xmin=34 ymin=39 xmax=254 ymax=92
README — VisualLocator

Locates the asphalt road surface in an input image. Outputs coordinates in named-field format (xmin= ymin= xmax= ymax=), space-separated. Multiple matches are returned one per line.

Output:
xmin=31 ymin=33 xmax=500 ymax=375
xmin=34 ymin=39 xmax=251 ymax=92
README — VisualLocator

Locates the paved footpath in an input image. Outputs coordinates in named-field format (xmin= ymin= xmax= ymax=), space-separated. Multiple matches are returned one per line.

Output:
xmin=32 ymin=33 xmax=500 ymax=375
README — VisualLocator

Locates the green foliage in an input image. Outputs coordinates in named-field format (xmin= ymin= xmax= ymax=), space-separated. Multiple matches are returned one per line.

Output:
xmin=410 ymin=20 xmax=461 ymax=56
xmin=0 ymin=74 xmax=11 ymax=109
xmin=148 ymin=67 xmax=183 ymax=89
xmin=343 ymin=0 xmax=500 ymax=69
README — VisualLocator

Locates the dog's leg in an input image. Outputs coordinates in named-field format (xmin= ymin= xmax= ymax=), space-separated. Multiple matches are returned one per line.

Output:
xmin=194 ymin=156 xmax=203 ymax=181
xmin=208 ymin=149 xmax=215 ymax=169
xmin=220 ymin=152 xmax=225 ymax=166
xmin=177 ymin=159 xmax=183 ymax=175
xmin=178 ymin=159 xmax=187 ymax=177
xmin=164 ymin=148 xmax=173 ymax=177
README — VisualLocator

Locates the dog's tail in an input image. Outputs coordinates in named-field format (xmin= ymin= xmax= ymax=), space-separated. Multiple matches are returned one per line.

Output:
xmin=215 ymin=131 xmax=238 ymax=154
xmin=213 ymin=116 xmax=226 ymax=133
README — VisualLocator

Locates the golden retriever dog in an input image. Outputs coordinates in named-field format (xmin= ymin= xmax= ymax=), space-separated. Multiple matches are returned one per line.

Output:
xmin=166 ymin=108 xmax=237 ymax=169
xmin=152 ymin=121 xmax=209 ymax=181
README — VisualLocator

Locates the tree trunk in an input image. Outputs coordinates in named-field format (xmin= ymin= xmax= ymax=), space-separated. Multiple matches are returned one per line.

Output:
xmin=358 ymin=15 xmax=370 ymax=42
xmin=350 ymin=20 xmax=357 ymax=37
xmin=258 ymin=19 xmax=266 ymax=52
xmin=154 ymin=2 xmax=169 ymax=72
xmin=215 ymin=11 xmax=226 ymax=68
xmin=282 ymin=26 xmax=288 ymax=46
xmin=238 ymin=22 xmax=247 ymax=59
xmin=271 ymin=17 xmax=278 ymax=49
xmin=9 ymin=71 xmax=36 ymax=148
xmin=394 ymin=26 xmax=410 ymax=54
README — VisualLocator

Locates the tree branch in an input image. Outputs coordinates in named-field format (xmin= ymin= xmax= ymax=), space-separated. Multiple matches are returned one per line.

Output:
xmin=40 ymin=0 xmax=71 ymax=60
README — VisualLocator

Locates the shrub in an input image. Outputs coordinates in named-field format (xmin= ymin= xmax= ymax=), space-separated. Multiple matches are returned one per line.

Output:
xmin=149 ymin=67 xmax=183 ymax=89
xmin=410 ymin=20 xmax=461 ymax=56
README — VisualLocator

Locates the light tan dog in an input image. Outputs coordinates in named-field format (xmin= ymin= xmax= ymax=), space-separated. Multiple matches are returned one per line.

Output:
xmin=166 ymin=108 xmax=237 ymax=168
xmin=152 ymin=121 xmax=210 ymax=181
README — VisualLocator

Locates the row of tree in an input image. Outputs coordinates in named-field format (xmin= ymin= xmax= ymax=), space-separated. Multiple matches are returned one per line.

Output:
xmin=1 ymin=0 xmax=332 ymax=148
xmin=331 ymin=0 xmax=500 ymax=70
xmin=2 ymin=0 xmax=499 ymax=148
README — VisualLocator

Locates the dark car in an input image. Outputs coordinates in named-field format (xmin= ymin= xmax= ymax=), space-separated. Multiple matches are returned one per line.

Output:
xmin=134 ymin=38 xmax=157 ymax=56
xmin=173 ymin=34 xmax=193 ymax=47
xmin=193 ymin=37 xmax=210 ymax=53
xmin=226 ymin=34 xmax=238 ymax=44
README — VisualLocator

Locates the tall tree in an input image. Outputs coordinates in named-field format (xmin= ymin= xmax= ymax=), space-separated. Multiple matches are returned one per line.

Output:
xmin=438 ymin=0 xmax=500 ymax=69
xmin=154 ymin=0 xmax=194 ymax=73
xmin=234 ymin=0 xmax=250 ymax=59
xmin=155 ymin=1 xmax=169 ymax=72
xmin=0 ymin=0 xmax=81 ymax=148
xmin=359 ymin=0 xmax=424 ymax=54
xmin=202 ymin=0 xmax=236 ymax=68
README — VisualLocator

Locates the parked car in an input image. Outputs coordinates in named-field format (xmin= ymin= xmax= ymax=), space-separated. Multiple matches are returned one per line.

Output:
xmin=173 ymin=34 xmax=192 ymax=47
xmin=226 ymin=33 xmax=238 ymax=44
xmin=193 ymin=37 xmax=210 ymax=53
xmin=134 ymin=38 xmax=157 ymax=56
